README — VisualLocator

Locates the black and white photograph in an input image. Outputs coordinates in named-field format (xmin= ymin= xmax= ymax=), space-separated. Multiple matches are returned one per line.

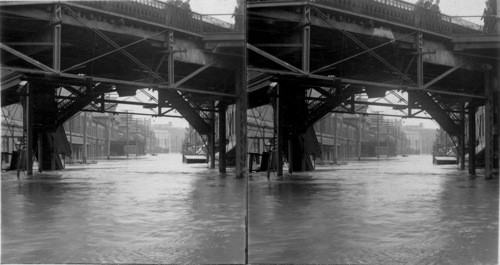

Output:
xmin=1 ymin=0 xmax=498 ymax=264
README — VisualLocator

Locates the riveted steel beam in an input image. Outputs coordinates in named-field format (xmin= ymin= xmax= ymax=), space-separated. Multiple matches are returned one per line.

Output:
xmin=0 ymin=43 xmax=57 ymax=73
xmin=247 ymin=44 xmax=307 ymax=75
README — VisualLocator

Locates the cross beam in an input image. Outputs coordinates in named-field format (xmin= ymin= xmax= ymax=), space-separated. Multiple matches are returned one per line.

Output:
xmin=0 ymin=43 xmax=57 ymax=73
xmin=247 ymin=44 xmax=307 ymax=75
xmin=173 ymin=60 xmax=218 ymax=88
xmin=81 ymin=109 xmax=183 ymax=118
xmin=421 ymin=61 xmax=467 ymax=90
xmin=248 ymin=67 xmax=486 ymax=99
xmin=329 ymin=110 xmax=435 ymax=120
xmin=2 ymin=66 xmax=238 ymax=98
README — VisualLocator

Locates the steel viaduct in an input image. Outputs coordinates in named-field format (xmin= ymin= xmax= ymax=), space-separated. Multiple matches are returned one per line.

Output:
xmin=1 ymin=0 xmax=499 ymax=178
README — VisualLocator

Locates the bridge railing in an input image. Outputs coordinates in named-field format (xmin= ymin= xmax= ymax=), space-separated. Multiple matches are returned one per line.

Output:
xmin=315 ymin=0 xmax=482 ymax=35
xmin=249 ymin=0 xmax=482 ymax=35
xmin=75 ymin=0 xmax=234 ymax=34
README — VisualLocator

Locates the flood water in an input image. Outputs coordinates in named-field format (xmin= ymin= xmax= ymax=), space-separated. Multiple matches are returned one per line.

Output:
xmin=2 ymin=154 xmax=498 ymax=264
xmin=249 ymin=155 xmax=499 ymax=264
xmin=2 ymin=154 xmax=246 ymax=264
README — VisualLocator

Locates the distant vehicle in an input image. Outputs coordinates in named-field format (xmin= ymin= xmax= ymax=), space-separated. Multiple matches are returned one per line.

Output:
xmin=151 ymin=153 xmax=158 ymax=156
xmin=402 ymin=153 xmax=408 ymax=157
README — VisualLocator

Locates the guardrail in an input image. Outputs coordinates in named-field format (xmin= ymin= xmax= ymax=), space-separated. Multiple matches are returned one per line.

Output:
xmin=249 ymin=0 xmax=482 ymax=35
xmin=75 ymin=0 xmax=234 ymax=34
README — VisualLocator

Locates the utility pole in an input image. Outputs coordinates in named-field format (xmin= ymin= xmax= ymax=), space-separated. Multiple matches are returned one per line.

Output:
xmin=395 ymin=120 xmax=399 ymax=156
xmin=126 ymin=111 xmax=129 ymax=159
xmin=144 ymin=122 xmax=147 ymax=155
xmin=26 ymin=83 xmax=34 ymax=174
xmin=333 ymin=114 xmax=337 ymax=164
xmin=210 ymin=101 xmax=216 ymax=169
xmin=95 ymin=119 xmax=98 ymax=159
xmin=107 ymin=114 xmax=111 ymax=160
xmin=377 ymin=112 xmax=380 ymax=159
xmin=277 ymin=84 xmax=283 ymax=176
xmin=320 ymin=117 xmax=324 ymax=163
xmin=69 ymin=116 xmax=73 ymax=162
xmin=443 ymin=127 xmax=448 ymax=154
xmin=468 ymin=105 xmax=476 ymax=175
xmin=135 ymin=119 xmax=139 ymax=157
xmin=400 ymin=131 xmax=403 ymax=155
xmin=357 ymin=116 xmax=361 ymax=161
xmin=459 ymin=103 xmax=466 ymax=170
xmin=387 ymin=126 xmax=390 ymax=157
xmin=83 ymin=112 xmax=87 ymax=164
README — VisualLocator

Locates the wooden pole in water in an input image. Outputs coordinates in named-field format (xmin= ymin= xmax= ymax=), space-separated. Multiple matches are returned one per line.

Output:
xmin=107 ymin=114 xmax=111 ymax=160
xmin=468 ymin=105 xmax=476 ymax=175
xmin=210 ymin=101 xmax=216 ymax=169
xmin=377 ymin=112 xmax=380 ymax=159
xmin=96 ymin=118 xmax=99 ymax=159
xmin=320 ymin=117 xmax=324 ymax=163
xmin=357 ymin=116 xmax=361 ymax=160
xmin=126 ymin=111 xmax=129 ymax=159
xmin=395 ymin=121 xmax=399 ymax=156
xmin=135 ymin=119 xmax=139 ymax=157
xmin=333 ymin=114 xmax=338 ymax=163
xmin=484 ymin=69 xmax=494 ymax=179
xmin=387 ymin=126 xmax=390 ymax=158
xmin=25 ymin=83 xmax=34 ymax=174
xmin=38 ymin=133 xmax=43 ymax=172
xmin=69 ymin=117 xmax=73 ymax=161
xmin=218 ymin=104 xmax=227 ymax=173
xmin=459 ymin=103 xmax=466 ymax=170
xmin=83 ymin=112 xmax=87 ymax=164
xmin=276 ymin=84 xmax=283 ymax=176
xmin=235 ymin=66 xmax=247 ymax=178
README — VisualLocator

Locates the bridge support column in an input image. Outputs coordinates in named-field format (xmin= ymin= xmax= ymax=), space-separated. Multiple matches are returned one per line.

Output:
xmin=25 ymin=83 xmax=34 ymax=175
xmin=276 ymin=84 xmax=283 ymax=176
xmin=459 ymin=104 xmax=466 ymax=170
xmin=53 ymin=3 xmax=61 ymax=71
xmin=69 ymin=117 xmax=73 ymax=161
xmin=218 ymin=104 xmax=227 ymax=173
xmin=235 ymin=67 xmax=247 ymax=178
xmin=280 ymin=84 xmax=314 ymax=172
xmin=409 ymin=32 xmax=424 ymax=116
xmin=468 ymin=105 xmax=476 ymax=175
xmin=287 ymin=133 xmax=293 ymax=174
xmin=38 ymin=133 xmax=59 ymax=171
xmin=210 ymin=102 xmax=216 ymax=170
xmin=333 ymin=114 xmax=338 ymax=164
xmin=302 ymin=5 xmax=310 ymax=73
xmin=37 ymin=133 xmax=43 ymax=173
xmin=485 ymin=67 xmax=498 ymax=179
xmin=83 ymin=112 xmax=87 ymax=164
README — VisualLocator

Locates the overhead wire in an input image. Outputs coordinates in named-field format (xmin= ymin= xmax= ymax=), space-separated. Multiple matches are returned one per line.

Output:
xmin=64 ymin=5 xmax=207 ymax=118
xmin=310 ymin=7 xmax=449 ymax=119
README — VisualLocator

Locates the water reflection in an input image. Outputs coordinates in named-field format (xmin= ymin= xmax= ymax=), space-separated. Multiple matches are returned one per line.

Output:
xmin=249 ymin=155 xmax=498 ymax=264
xmin=2 ymin=154 xmax=245 ymax=264
xmin=3 ymin=154 xmax=497 ymax=264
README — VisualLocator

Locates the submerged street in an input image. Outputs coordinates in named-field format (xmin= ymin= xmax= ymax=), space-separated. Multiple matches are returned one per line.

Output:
xmin=1 ymin=0 xmax=499 ymax=264
xmin=2 ymin=154 xmax=498 ymax=264
xmin=2 ymin=154 xmax=246 ymax=264
xmin=249 ymin=155 xmax=498 ymax=264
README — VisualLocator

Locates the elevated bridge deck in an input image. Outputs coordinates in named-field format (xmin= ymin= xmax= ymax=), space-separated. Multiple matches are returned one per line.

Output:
xmin=248 ymin=0 xmax=482 ymax=37
xmin=1 ymin=0 xmax=244 ymax=174
xmin=247 ymin=0 xmax=497 ymax=175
